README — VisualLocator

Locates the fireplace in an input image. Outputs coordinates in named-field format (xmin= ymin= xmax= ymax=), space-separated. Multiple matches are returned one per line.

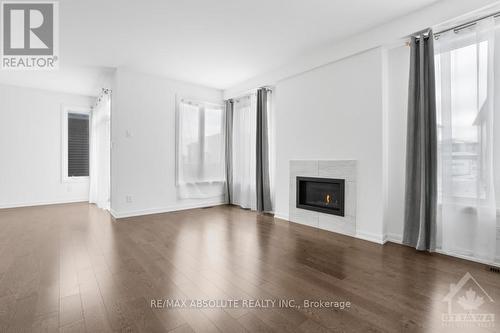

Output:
xmin=296 ymin=177 xmax=345 ymax=216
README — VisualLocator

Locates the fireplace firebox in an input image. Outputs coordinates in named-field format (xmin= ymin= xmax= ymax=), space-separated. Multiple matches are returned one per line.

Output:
xmin=296 ymin=177 xmax=345 ymax=216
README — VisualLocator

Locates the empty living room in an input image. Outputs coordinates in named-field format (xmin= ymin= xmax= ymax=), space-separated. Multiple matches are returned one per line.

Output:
xmin=2 ymin=0 xmax=500 ymax=332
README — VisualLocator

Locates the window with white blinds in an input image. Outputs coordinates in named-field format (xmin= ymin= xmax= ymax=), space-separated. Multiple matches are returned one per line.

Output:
xmin=67 ymin=113 xmax=90 ymax=177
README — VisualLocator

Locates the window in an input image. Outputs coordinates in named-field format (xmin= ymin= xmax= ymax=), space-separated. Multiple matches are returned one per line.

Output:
xmin=62 ymin=107 xmax=90 ymax=181
xmin=176 ymin=98 xmax=225 ymax=185
xmin=434 ymin=18 xmax=499 ymax=261
xmin=435 ymin=40 xmax=489 ymax=200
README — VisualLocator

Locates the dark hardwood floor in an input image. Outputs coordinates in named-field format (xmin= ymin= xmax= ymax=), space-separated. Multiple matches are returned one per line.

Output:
xmin=0 ymin=203 xmax=498 ymax=332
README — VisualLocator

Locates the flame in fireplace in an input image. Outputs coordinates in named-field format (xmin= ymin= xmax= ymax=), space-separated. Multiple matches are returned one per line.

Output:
xmin=325 ymin=194 xmax=331 ymax=204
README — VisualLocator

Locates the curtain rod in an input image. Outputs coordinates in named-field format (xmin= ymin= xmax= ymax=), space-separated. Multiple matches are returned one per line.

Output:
xmin=92 ymin=88 xmax=112 ymax=110
xmin=228 ymin=86 xmax=273 ymax=102
xmin=434 ymin=10 xmax=500 ymax=37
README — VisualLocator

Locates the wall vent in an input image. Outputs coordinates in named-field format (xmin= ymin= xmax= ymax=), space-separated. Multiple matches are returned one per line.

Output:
xmin=489 ymin=266 xmax=500 ymax=274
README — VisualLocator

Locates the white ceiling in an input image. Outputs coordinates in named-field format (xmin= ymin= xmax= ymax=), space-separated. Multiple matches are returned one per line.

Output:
xmin=58 ymin=0 xmax=440 ymax=90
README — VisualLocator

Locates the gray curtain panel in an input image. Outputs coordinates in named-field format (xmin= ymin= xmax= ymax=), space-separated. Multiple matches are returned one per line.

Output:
xmin=225 ymin=100 xmax=234 ymax=204
xmin=256 ymin=88 xmax=273 ymax=213
xmin=403 ymin=31 xmax=438 ymax=251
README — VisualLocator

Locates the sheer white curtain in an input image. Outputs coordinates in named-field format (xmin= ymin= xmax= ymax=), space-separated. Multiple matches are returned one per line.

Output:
xmin=176 ymin=98 xmax=225 ymax=199
xmin=232 ymin=95 xmax=257 ymax=210
xmin=435 ymin=17 xmax=499 ymax=263
xmin=89 ymin=91 xmax=111 ymax=210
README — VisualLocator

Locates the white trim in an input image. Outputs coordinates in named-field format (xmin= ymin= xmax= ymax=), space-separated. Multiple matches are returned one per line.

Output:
xmin=273 ymin=213 xmax=289 ymax=221
xmin=355 ymin=230 xmax=386 ymax=245
xmin=0 ymin=198 xmax=88 ymax=210
xmin=435 ymin=249 xmax=500 ymax=268
xmin=385 ymin=232 xmax=403 ymax=244
xmin=382 ymin=232 xmax=500 ymax=268
xmin=110 ymin=200 xmax=227 ymax=219
xmin=61 ymin=105 xmax=91 ymax=183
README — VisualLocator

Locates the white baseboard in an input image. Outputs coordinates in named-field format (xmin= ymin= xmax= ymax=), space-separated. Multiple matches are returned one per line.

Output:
xmin=0 ymin=198 xmax=89 ymax=210
xmin=110 ymin=200 xmax=227 ymax=219
xmin=435 ymin=249 xmax=500 ymax=268
xmin=382 ymin=232 xmax=500 ymax=267
xmin=355 ymin=230 xmax=386 ymax=244
xmin=273 ymin=213 xmax=289 ymax=221
xmin=385 ymin=232 xmax=403 ymax=244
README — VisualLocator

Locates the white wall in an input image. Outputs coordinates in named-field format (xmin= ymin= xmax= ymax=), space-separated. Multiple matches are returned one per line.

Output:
xmin=110 ymin=68 xmax=224 ymax=218
xmin=274 ymin=48 xmax=386 ymax=242
xmin=0 ymin=84 xmax=94 ymax=208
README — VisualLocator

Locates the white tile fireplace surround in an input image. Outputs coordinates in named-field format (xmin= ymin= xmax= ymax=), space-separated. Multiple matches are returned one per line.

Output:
xmin=289 ymin=160 xmax=357 ymax=236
